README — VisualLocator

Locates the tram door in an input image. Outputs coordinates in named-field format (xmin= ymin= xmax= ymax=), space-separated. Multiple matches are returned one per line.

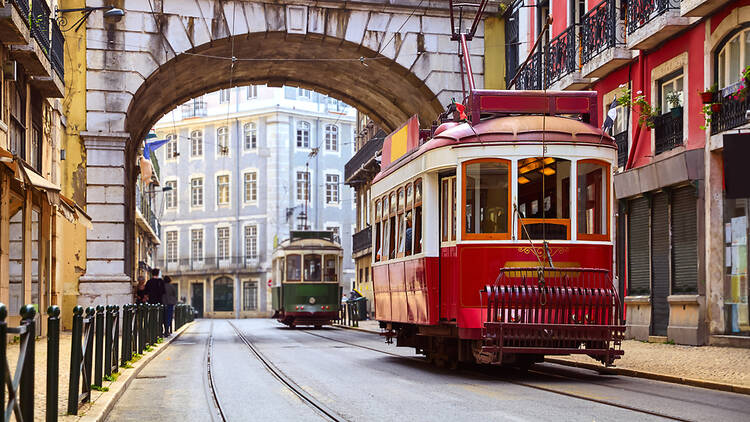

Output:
xmin=439 ymin=173 xmax=458 ymax=321
xmin=191 ymin=283 xmax=204 ymax=318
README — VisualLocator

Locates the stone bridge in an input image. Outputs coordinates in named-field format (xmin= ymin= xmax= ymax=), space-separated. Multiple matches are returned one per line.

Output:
xmin=77 ymin=0 xmax=492 ymax=303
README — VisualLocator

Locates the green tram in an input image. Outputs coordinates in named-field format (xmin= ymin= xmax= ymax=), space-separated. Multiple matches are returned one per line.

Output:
xmin=271 ymin=231 xmax=343 ymax=327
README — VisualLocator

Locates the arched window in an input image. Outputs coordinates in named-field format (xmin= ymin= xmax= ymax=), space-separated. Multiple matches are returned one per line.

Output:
xmin=296 ymin=121 xmax=310 ymax=148
xmin=217 ymin=126 xmax=229 ymax=156
xmin=213 ymin=277 xmax=234 ymax=312
xmin=244 ymin=122 xmax=257 ymax=150
xmin=325 ymin=124 xmax=338 ymax=151
xmin=190 ymin=130 xmax=203 ymax=157
xmin=717 ymin=28 xmax=750 ymax=90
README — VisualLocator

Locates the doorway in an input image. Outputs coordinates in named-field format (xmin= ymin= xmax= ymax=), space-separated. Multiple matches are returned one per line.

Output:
xmin=191 ymin=282 xmax=204 ymax=318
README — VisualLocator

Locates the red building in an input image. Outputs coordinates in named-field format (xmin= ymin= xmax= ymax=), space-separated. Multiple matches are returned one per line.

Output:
xmin=505 ymin=0 xmax=748 ymax=346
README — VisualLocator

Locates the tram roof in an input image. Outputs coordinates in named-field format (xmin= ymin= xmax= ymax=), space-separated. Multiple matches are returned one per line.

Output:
xmin=374 ymin=115 xmax=616 ymax=184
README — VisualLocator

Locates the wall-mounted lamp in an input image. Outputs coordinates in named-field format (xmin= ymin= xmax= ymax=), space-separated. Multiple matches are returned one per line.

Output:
xmin=144 ymin=186 xmax=172 ymax=194
xmin=56 ymin=6 xmax=125 ymax=32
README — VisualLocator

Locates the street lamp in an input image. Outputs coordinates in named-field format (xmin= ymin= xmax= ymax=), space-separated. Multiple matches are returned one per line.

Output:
xmin=144 ymin=186 xmax=173 ymax=194
xmin=56 ymin=6 xmax=125 ymax=32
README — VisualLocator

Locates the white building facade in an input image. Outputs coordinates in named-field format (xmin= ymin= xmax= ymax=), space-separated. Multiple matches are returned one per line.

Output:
xmin=153 ymin=86 xmax=356 ymax=318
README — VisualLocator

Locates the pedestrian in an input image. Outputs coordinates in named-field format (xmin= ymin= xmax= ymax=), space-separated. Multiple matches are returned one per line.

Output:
xmin=144 ymin=268 xmax=165 ymax=305
xmin=163 ymin=276 xmax=177 ymax=336
xmin=135 ymin=275 xmax=148 ymax=303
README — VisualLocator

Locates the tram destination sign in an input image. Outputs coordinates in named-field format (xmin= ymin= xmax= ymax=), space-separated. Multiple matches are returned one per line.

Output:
xmin=381 ymin=115 xmax=420 ymax=170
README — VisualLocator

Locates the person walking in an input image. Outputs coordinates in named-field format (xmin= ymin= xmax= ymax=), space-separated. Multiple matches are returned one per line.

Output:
xmin=135 ymin=275 xmax=148 ymax=303
xmin=163 ymin=276 xmax=178 ymax=336
xmin=145 ymin=268 xmax=165 ymax=305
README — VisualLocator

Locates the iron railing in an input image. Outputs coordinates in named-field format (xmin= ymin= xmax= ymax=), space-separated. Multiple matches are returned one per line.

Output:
xmin=0 ymin=304 xmax=36 ymax=421
xmin=10 ymin=0 xmax=30 ymax=26
xmin=710 ymin=94 xmax=750 ymax=135
xmin=30 ymin=0 xmax=50 ymax=55
xmin=50 ymin=21 xmax=64 ymax=79
xmin=345 ymin=135 xmax=384 ymax=182
xmin=335 ymin=298 xmax=368 ymax=327
xmin=181 ymin=100 xmax=207 ymax=118
xmin=545 ymin=25 xmax=578 ymax=87
xmin=516 ymin=50 xmax=543 ymax=90
xmin=160 ymin=256 xmax=263 ymax=272
xmin=627 ymin=0 xmax=680 ymax=35
xmin=614 ymin=130 xmax=628 ymax=168
xmin=653 ymin=112 xmax=683 ymax=155
xmin=352 ymin=226 xmax=372 ymax=254
xmin=581 ymin=0 xmax=624 ymax=65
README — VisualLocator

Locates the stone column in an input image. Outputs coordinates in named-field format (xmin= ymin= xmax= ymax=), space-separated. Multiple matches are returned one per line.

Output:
xmin=705 ymin=149 xmax=725 ymax=335
xmin=78 ymin=132 xmax=132 ymax=307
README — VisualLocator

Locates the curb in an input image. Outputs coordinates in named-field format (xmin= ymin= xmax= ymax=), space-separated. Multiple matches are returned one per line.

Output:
xmin=545 ymin=358 xmax=750 ymax=396
xmin=334 ymin=323 xmax=750 ymax=396
xmin=71 ymin=322 xmax=196 ymax=422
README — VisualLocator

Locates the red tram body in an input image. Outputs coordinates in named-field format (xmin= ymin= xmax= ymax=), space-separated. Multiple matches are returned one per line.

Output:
xmin=370 ymin=90 xmax=625 ymax=367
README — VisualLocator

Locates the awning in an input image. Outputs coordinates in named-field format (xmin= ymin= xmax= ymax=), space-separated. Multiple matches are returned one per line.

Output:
xmin=60 ymin=194 xmax=93 ymax=230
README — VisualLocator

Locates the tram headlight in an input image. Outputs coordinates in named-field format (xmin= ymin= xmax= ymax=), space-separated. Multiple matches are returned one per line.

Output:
xmin=308 ymin=297 xmax=316 ymax=305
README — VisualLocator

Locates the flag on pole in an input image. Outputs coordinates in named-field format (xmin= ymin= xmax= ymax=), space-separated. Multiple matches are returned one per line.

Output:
xmin=602 ymin=98 xmax=618 ymax=133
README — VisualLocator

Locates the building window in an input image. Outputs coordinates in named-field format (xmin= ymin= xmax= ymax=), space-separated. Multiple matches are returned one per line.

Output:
xmin=166 ymin=134 xmax=178 ymax=159
xmin=717 ymin=28 xmax=750 ymax=90
xmin=165 ymin=181 xmax=177 ymax=209
xmin=191 ymin=229 xmax=203 ymax=262
xmin=325 ymin=174 xmax=339 ymax=204
xmin=243 ymin=281 xmax=258 ymax=311
xmin=217 ymin=126 xmax=229 ymax=156
xmin=191 ymin=177 xmax=204 ymax=207
xmin=166 ymin=231 xmax=178 ymax=263
xmin=217 ymin=227 xmax=230 ymax=260
xmin=247 ymin=85 xmax=257 ymax=99
xmin=296 ymin=122 xmax=310 ymax=148
xmin=296 ymin=171 xmax=310 ymax=201
xmin=220 ymin=88 xmax=230 ymax=103
xmin=244 ymin=172 xmax=258 ymax=203
xmin=9 ymin=82 xmax=25 ymax=157
xmin=190 ymin=130 xmax=203 ymax=157
xmin=659 ymin=73 xmax=684 ymax=112
xmin=325 ymin=125 xmax=338 ymax=151
xmin=244 ymin=123 xmax=257 ymax=150
xmin=297 ymin=88 xmax=311 ymax=99
xmin=217 ymin=175 xmax=230 ymax=205
xmin=245 ymin=225 xmax=258 ymax=259
xmin=326 ymin=225 xmax=340 ymax=243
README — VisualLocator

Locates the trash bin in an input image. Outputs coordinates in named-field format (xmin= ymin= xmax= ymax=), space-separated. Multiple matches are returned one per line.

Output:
xmin=354 ymin=297 xmax=367 ymax=321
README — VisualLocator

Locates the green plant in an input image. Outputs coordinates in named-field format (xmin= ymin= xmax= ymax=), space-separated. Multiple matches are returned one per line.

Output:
xmin=666 ymin=91 xmax=682 ymax=109
xmin=144 ymin=345 xmax=154 ymax=352
xmin=732 ymin=65 xmax=750 ymax=100
xmin=616 ymin=85 xmax=631 ymax=108
xmin=104 ymin=373 xmax=119 ymax=382
xmin=700 ymin=104 xmax=713 ymax=130
xmin=665 ymin=339 xmax=676 ymax=345
xmin=91 ymin=385 xmax=109 ymax=392
xmin=632 ymin=91 xmax=659 ymax=128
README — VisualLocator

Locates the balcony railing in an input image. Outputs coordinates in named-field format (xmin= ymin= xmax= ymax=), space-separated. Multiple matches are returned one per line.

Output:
xmin=627 ymin=0 xmax=679 ymax=35
xmin=10 ymin=0 xmax=30 ymax=25
xmin=30 ymin=0 xmax=50 ymax=54
xmin=50 ymin=21 xmax=64 ymax=79
xmin=545 ymin=25 xmax=577 ymax=87
xmin=158 ymin=256 xmax=262 ymax=273
xmin=352 ymin=226 xmax=372 ymax=254
xmin=653 ymin=112 xmax=683 ymax=155
xmin=711 ymin=94 xmax=750 ymax=136
xmin=581 ymin=0 xmax=623 ymax=65
xmin=614 ymin=130 xmax=628 ymax=168
xmin=517 ymin=50 xmax=542 ymax=90
xmin=181 ymin=100 xmax=207 ymax=118
xmin=345 ymin=135 xmax=384 ymax=182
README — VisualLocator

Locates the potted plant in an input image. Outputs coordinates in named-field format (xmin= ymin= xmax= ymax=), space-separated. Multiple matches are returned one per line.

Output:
xmin=666 ymin=91 xmax=682 ymax=118
xmin=699 ymin=85 xmax=717 ymax=104
xmin=632 ymin=91 xmax=659 ymax=129
xmin=711 ymin=102 xmax=722 ymax=113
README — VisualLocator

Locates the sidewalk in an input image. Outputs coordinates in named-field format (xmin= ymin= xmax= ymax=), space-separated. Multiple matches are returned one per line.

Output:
xmin=336 ymin=320 xmax=750 ymax=392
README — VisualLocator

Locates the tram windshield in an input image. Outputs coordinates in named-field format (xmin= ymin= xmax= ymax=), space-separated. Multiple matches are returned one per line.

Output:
xmin=324 ymin=255 xmax=337 ymax=281
xmin=517 ymin=157 xmax=571 ymax=240
xmin=464 ymin=160 xmax=510 ymax=238
xmin=286 ymin=255 xmax=301 ymax=281
xmin=304 ymin=254 xmax=322 ymax=281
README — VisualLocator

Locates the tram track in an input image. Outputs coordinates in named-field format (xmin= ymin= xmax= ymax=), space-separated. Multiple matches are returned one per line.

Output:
xmin=206 ymin=321 xmax=229 ymax=422
xmin=227 ymin=321 xmax=347 ymax=422
xmin=300 ymin=328 xmax=693 ymax=422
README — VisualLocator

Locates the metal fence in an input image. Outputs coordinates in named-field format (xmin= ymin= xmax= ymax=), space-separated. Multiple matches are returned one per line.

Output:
xmin=627 ymin=0 xmax=679 ymax=35
xmin=0 ymin=302 xmax=195 ymax=420
xmin=335 ymin=298 xmax=368 ymax=327
xmin=581 ymin=0 xmax=624 ymax=65
xmin=653 ymin=112 xmax=683 ymax=155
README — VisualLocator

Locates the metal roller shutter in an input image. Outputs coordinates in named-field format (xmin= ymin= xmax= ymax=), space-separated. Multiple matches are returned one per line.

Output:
xmin=651 ymin=192 xmax=670 ymax=337
xmin=627 ymin=197 xmax=650 ymax=295
xmin=671 ymin=186 xmax=698 ymax=294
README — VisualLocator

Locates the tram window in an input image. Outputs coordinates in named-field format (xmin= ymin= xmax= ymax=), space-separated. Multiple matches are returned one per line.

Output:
xmin=464 ymin=160 xmax=510 ymax=238
xmin=390 ymin=192 xmax=396 ymax=214
xmin=405 ymin=182 xmax=414 ymax=257
xmin=451 ymin=178 xmax=457 ymax=241
xmin=414 ymin=179 xmax=423 ymax=254
xmin=324 ymin=255 xmax=337 ymax=281
xmin=516 ymin=157 xmax=571 ymax=240
xmin=406 ymin=183 xmax=413 ymax=207
xmin=397 ymin=188 xmax=405 ymax=257
xmin=303 ymin=254 xmax=322 ymax=281
xmin=442 ymin=179 xmax=449 ymax=241
xmin=286 ymin=255 xmax=301 ymax=281
xmin=398 ymin=188 xmax=404 ymax=211
xmin=374 ymin=200 xmax=382 ymax=261
xmin=577 ymin=160 xmax=609 ymax=240
xmin=383 ymin=216 xmax=391 ymax=261
xmin=389 ymin=211 xmax=396 ymax=259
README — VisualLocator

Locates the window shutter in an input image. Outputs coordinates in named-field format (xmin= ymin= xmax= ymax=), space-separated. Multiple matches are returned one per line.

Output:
xmin=627 ymin=197 xmax=650 ymax=295
xmin=671 ymin=185 xmax=698 ymax=294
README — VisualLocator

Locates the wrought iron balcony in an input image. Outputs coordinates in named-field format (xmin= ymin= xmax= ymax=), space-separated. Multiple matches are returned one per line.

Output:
xmin=345 ymin=135 xmax=384 ymax=184
xmin=10 ymin=0 xmax=29 ymax=23
xmin=710 ymin=94 xmax=750 ymax=136
xmin=352 ymin=226 xmax=372 ymax=254
xmin=30 ymin=0 xmax=50 ymax=55
xmin=627 ymin=0 xmax=679 ymax=35
xmin=50 ymin=20 xmax=64 ymax=79
xmin=181 ymin=100 xmax=207 ymax=118
xmin=516 ymin=50 xmax=542 ymax=90
xmin=581 ymin=0 xmax=624 ymax=65
xmin=544 ymin=25 xmax=577 ymax=88
xmin=159 ymin=256 xmax=263 ymax=273
xmin=653 ymin=112 xmax=683 ymax=155
xmin=614 ymin=130 xmax=628 ymax=168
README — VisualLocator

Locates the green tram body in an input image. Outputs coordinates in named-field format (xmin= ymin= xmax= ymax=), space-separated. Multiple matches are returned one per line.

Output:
xmin=271 ymin=231 xmax=343 ymax=327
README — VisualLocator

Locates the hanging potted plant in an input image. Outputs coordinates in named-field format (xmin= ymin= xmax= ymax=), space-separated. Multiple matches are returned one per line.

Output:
xmin=699 ymin=84 xmax=717 ymax=104
xmin=667 ymin=91 xmax=682 ymax=118
xmin=711 ymin=102 xmax=722 ymax=113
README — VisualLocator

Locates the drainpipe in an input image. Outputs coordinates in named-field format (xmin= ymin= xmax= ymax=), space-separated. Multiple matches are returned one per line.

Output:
xmin=626 ymin=54 xmax=646 ymax=170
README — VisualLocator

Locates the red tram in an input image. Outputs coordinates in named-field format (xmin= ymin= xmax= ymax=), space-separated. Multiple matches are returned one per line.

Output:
xmin=370 ymin=90 xmax=625 ymax=368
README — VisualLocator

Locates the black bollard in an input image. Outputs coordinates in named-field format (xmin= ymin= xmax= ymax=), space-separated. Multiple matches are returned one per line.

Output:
xmin=104 ymin=305 xmax=113 ymax=377
xmin=19 ymin=304 xmax=37 ymax=422
xmin=68 ymin=306 xmax=83 ymax=414
xmin=94 ymin=305 xmax=105 ymax=387
xmin=47 ymin=306 xmax=60 ymax=422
